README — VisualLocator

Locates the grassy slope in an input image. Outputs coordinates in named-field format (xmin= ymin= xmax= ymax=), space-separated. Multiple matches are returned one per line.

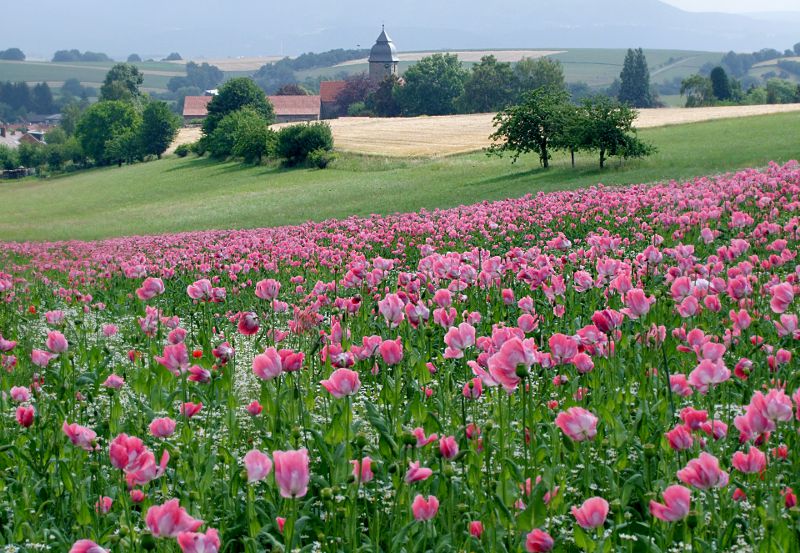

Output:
xmin=0 ymin=60 xmax=181 ymax=91
xmin=2 ymin=112 xmax=799 ymax=242
xmin=298 ymin=49 xmax=724 ymax=87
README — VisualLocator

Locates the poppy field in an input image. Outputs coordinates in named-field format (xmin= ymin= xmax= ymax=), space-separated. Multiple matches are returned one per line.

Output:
xmin=1 ymin=161 xmax=799 ymax=552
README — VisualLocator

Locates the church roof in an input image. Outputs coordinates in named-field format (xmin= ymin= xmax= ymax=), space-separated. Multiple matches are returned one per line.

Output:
xmin=368 ymin=28 xmax=399 ymax=64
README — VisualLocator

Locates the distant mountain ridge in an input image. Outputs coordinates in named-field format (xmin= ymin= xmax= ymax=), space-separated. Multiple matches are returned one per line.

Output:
xmin=3 ymin=0 xmax=799 ymax=59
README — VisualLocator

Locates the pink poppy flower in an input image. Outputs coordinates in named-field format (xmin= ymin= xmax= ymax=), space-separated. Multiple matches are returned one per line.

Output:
xmin=46 ymin=330 xmax=68 ymax=353
xmin=688 ymin=359 xmax=730 ymax=394
xmin=770 ymin=282 xmax=794 ymax=314
xmin=177 ymin=528 xmax=220 ymax=553
xmin=255 ymin=278 xmax=281 ymax=300
xmin=412 ymin=427 xmax=438 ymax=447
xmin=31 ymin=349 xmax=57 ymax=368
xmin=571 ymin=496 xmax=609 ymax=530
xmin=469 ymin=521 xmax=484 ymax=539
xmin=555 ymin=407 xmax=598 ymax=442
xmin=145 ymin=499 xmax=203 ymax=538
xmin=443 ymin=323 xmax=476 ymax=359
xmin=665 ymin=424 xmax=693 ymax=451
xmin=732 ymin=446 xmax=767 ymax=474
xmin=438 ymin=435 xmax=459 ymax=460
xmin=149 ymin=417 xmax=177 ymax=438
xmin=378 ymin=293 xmax=405 ymax=327
xmin=378 ymin=337 xmax=403 ymax=365
xmin=62 ymin=421 xmax=98 ymax=451
xmin=69 ymin=540 xmax=108 ymax=553
xmin=10 ymin=386 xmax=30 ymax=402
xmin=351 ymin=456 xmax=374 ymax=484
xmin=16 ymin=405 xmax=34 ymax=427
xmin=244 ymin=449 xmax=273 ymax=483
xmin=405 ymin=461 xmax=433 ymax=483
xmin=253 ymin=348 xmax=283 ymax=380
xmin=102 ymin=374 xmax=124 ymax=389
xmin=155 ymin=343 xmax=190 ymax=376
xmin=180 ymin=402 xmax=203 ymax=418
xmin=320 ymin=368 xmax=361 ymax=398
xmin=411 ymin=494 xmax=439 ymax=521
xmin=273 ymin=448 xmax=310 ymax=498
xmin=237 ymin=312 xmax=260 ymax=336
xmin=109 ymin=433 xmax=146 ymax=470
xmin=526 ymin=529 xmax=554 ymax=552
xmin=622 ymin=288 xmax=654 ymax=320
xmin=136 ymin=277 xmax=165 ymax=300
xmin=677 ymin=452 xmax=729 ymax=490
xmin=649 ymin=485 xmax=691 ymax=522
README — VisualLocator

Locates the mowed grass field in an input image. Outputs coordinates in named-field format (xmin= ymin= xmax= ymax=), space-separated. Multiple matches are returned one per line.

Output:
xmin=0 ymin=60 xmax=182 ymax=92
xmin=2 ymin=112 xmax=799 ymax=242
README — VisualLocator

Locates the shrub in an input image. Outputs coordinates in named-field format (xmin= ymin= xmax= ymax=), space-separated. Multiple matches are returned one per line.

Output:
xmin=275 ymin=122 xmax=334 ymax=166
xmin=307 ymin=148 xmax=336 ymax=169
xmin=174 ymin=144 xmax=191 ymax=157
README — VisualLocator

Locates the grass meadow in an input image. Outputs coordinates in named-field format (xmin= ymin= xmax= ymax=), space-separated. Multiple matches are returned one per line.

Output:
xmin=1 ymin=111 xmax=798 ymax=242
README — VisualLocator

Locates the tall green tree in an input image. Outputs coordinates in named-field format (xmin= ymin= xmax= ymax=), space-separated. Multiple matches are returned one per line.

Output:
xmin=75 ymin=100 xmax=140 ymax=164
xmin=680 ymin=75 xmax=714 ymax=107
xmin=139 ymin=101 xmax=180 ymax=159
xmin=100 ymin=63 xmax=144 ymax=103
xmin=487 ymin=86 xmax=572 ymax=167
xmin=0 ymin=48 xmax=25 ymax=61
xmin=579 ymin=95 xmax=653 ymax=168
xmin=31 ymin=82 xmax=55 ymax=113
xmin=395 ymin=54 xmax=468 ymax=116
xmin=460 ymin=55 xmax=516 ymax=113
xmin=514 ymin=57 xmax=566 ymax=97
xmin=366 ymin=75 xmax=402 ymax=117
xmin=201 ymin=78 xmax=274 ymax=137
xmin=618 ymin=48 xmax=654 ymax=108
xmin=709 ymin=67 xmax=732 ymax=101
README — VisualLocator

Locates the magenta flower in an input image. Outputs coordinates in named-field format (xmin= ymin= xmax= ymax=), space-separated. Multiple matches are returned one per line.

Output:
xmin=320 ymin=368 xmax=361 ymax=398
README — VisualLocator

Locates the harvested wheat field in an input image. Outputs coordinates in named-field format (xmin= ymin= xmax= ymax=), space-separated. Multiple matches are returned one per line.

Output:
xmin=169 ymin=103 xmax=800 ymax=157
xmin=169 ymin=56 xmax=283 ymax=71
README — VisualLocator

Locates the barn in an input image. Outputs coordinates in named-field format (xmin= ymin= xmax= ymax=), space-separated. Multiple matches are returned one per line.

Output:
xmin=182 ymin=95 xmax=321 ymax=125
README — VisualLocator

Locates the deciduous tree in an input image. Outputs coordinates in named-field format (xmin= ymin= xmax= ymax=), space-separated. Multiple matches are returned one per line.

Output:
xmin=100 ymin=63 xmax=144 ymax=103
xmin=139 ymin=101 xmax=180 ymax=159
xmin=460 ymin=55 xmax=516 ymax=113
xmin=202 ymin=78 xmax=274 ymax=137
xmin=487 ymin=86 xmax=571 ymax=167
xmin=396 ymin=54 xmax=468 ymax=116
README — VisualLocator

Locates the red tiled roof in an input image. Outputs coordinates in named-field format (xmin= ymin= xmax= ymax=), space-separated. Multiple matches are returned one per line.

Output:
xmin=183 ymin=96 xmax=213 ymax=117
xmin=319 ymin=80 xmax=347 ymax=103
xmin=267 ymin=95 xmax=321 ymax=117
xmin=182 ymin=95 xmax=321 ymax=118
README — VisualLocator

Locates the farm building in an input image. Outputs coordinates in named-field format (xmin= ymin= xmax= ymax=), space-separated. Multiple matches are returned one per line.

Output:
xmin=320 ymin=80 xmax=347 ymax=119
xmin=183 ymin=96 xmax=213 ymax=124
xmin=318 ymin=28 xmax=400 ymax=119
xmin=268 ymin=95 xmax=321 ymax=123
xmin=182 ymin=95 xmax=321 ymax=124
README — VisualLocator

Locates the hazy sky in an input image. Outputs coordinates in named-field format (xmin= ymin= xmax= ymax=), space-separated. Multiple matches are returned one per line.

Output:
xmin=663 ymin=0 xmax=799 ymax=11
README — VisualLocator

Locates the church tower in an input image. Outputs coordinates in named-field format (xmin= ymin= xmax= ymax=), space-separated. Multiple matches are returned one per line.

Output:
xmin=368 ymin=26 xmax=399 ymax=82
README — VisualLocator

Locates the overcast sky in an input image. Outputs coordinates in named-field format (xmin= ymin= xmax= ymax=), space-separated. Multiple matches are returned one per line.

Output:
xmin=663 ymin=0 xmax=798 ymax=11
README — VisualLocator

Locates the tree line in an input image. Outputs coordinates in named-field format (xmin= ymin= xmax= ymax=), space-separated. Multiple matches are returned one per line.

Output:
xmin=0 ymin=63 xmax=181 ymax=174
xmin=321 ymin=47 xmax=657 ymax=119
xmin=680 ymin=65 xmax=800 ymax=107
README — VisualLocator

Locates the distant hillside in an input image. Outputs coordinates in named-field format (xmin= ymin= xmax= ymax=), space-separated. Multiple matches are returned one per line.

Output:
xmin=2 ymin=0 xmax=799 ymax=59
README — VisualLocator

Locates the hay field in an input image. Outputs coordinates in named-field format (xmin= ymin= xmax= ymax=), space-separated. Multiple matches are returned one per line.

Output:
xmin=169 ymin=103 xmax=800 ymax=157
xmin=335 ymin=50 xmax=564 ymax=67
xmin=170 ymin=57 xmax=282 ymax=71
